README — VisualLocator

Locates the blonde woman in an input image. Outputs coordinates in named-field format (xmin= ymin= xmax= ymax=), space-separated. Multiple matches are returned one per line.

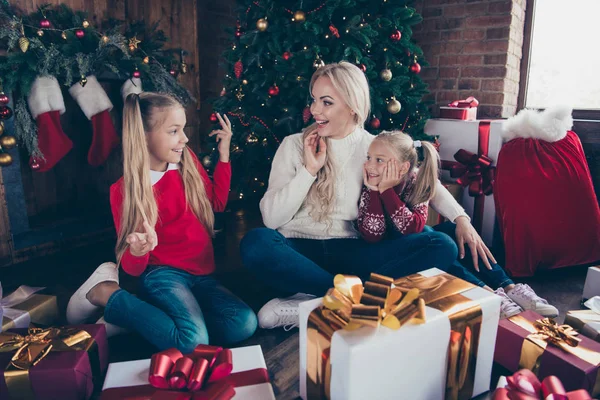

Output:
xmin=67 ymin=92 xmax=257 ymax=352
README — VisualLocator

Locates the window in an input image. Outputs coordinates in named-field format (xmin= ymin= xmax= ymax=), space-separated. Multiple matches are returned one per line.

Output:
xmin=520 ymin=0 xmax=600 ymax=117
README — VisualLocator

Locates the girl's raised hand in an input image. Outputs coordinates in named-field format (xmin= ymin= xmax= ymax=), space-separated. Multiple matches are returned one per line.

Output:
xmin=126 ymin=220 xmax=158 ymax=257
xmin=378 ymin=160 xmax=404 ymax=193
xmin=209 ymin=113 xmax=233 ymax=162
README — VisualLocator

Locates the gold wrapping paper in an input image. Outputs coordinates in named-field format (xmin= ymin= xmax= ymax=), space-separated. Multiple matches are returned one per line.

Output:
xmin=1 ymin=295 xmax=58 ymax=331
xmin=565 ymin=311 xmax=600 ymax=342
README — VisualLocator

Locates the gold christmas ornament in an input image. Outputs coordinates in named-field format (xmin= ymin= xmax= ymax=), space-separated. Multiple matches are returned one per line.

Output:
xmin=102 ymin=35 xmax=109 ymax=43
xmin=242 ymin=79 xmax=248 ymax=85
xmin=0 ymin=152 xmax=12 ymax=167
xmin=82 ymin=20 xmax=90 ymax=28
xmin=313 ymin=57 xmax=325 ymax=69
xmin=201 ymin=155 xmax=212 ymax=167
xmin=0 ymin=122 xmax=3 ymax=135
xmin=293 ymin=10 xmax=306 ymax=22
xmin=0 ymin=135 xmax=17 ymax=150
xmin=37 ymin=30 xmax=44 ymax=37
xmin=18 ymin=37 xmax=30 ymax=52
xmin=143 ymin=56 xmax=150 ymax=64
xmin=128 ymin=36 xmax=141 ymax=50
xmin=79 ymin=75 xmax=88 ymax=87
xmin=180 ymin=62 xmax=188 ymax=74
xmin=62 ymin=31 xmax=68 ymax=40
xmin=380 ymin=69 xmax=392 ymax=81
xmin=256 ymin=18 xmax=268 ymax=32
xmin=387 ymin=98 xmax=401 ymax=114
xmin=236 ymin=86 xmax=245 ymax=101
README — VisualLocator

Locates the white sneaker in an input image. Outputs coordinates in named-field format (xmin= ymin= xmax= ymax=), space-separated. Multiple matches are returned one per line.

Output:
xmin=494 ymin=288 xmax=524 ymax=319
xmin=506 ymin=283 xmax=559 ymax=318
xmin=66 ymin=262 xmax=119 ymax=324
xmin=257 ymin=293 xmax=315 ymax=331
xmin=96 ymin=316 xmax=129 ymax=338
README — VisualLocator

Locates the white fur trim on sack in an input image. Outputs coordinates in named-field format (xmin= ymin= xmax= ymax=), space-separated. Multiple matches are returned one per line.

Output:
xmin=502 ymin=105 xmax=573 ymax=143
xmin=68 ymin=75 xmax=113 ymax=120
xmin=121 ymin=78 xmax=143 ymax=100
xmin=27 ymin=76 xmax=66 ymax=119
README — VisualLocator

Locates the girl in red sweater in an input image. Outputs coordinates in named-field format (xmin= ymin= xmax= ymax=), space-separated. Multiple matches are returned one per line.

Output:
xmin=67 ymin=93 xmax=257 ymax=352
xmin=358 ymin=130 xmax=558 ymax=319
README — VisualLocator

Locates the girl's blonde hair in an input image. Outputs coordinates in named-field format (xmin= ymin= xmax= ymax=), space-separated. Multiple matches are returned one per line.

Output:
xmin=374 ymin=131 xmax=439 ymax=206
xmin=303 ymin=61 xmax=371 ymax=224
xmin=116 ymin=92 xmax=214 ymax=265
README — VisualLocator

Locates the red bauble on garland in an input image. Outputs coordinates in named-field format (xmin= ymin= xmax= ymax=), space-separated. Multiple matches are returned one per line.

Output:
xmin=210 ymin=113 xmax=218 ymax=123
xmin=234 ymin=60 xmax=243 ymax=79
xmin=132 ymin=70 xmax=141 ymax=78
xmin=75 ymin=29 xmax=85 ymax=38
xmin=0 ymin=106 xmax=13 ymax=120
xmin=303 ymin=106 xmax=312 ymax=124
xmin=235 ymin=30 xmax=242 ymax=38
xmin=410 ymin=62 xmax=422 ymax=74
xmin=268 ymin=85 xmax=280 ymax=96
xmin=282 ymin=51 xmax=292 ymax=60
xmin=358 ymin=63 xmax=367 ymax=72
xmin=0 ymin=93 xmax=8 ymax=106
xmin=390 ymin=30 xmax=402 ymax=41
xmin=40 ymin=19 xmax=51 ymax=28
xmin=370 ymin=117 xmax=381 ymax=129
xmin=29 ymin=158 xmax=41 ymax=171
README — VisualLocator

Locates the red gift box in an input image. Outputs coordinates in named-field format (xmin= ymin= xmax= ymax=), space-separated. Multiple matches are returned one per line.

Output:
xmin=0 ymin=324 xmax=108 ymax=400
xmin=495 ymin=310 xmax=600 ymax=397
xmin=439 ymin=97 xmax=479 ymax=121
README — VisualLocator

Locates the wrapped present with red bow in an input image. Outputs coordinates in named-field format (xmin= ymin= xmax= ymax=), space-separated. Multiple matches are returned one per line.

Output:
xmin=0 ymin=324 xmax=109 ymax=400
xmin=495 ymin=310 xmax=600 ymax=397
xmin=101 ymin=345 xmax=274 ymax=400
xmin=492 ymin=369 xmax=592 ymax=400
xmin=424 ymin=118 xmax=504 ymax=248
xmin=299 ymin=268 xmax=501 ymax=400
xmin=439 ymin=97 xmax=479 ymax=121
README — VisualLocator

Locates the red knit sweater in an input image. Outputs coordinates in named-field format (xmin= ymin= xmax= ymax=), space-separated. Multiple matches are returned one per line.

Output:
xmin=357 ymin=175 xmax=429 ymax=243
xmin=110 ymin=158 xmax=231 ymax=276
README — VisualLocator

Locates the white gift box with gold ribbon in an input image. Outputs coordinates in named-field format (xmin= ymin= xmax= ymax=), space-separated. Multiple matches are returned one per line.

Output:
xmin=299 ymin=268 xmax=501 ymax=400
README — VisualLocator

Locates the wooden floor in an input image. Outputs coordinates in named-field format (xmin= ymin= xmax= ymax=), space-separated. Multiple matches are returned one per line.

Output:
xmin=0 ymin=205 xmax=592 ymax=399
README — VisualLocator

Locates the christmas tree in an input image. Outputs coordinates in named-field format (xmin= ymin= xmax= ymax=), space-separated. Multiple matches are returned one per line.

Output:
xmin=212 ymin=0 xmax=432 ymax=202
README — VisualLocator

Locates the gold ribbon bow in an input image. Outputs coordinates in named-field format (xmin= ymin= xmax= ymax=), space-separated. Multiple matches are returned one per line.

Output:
xmin=0 ymin=327 xmax=98 ymax=400
xmin=320 ymin=273 xmax=426 ymax=332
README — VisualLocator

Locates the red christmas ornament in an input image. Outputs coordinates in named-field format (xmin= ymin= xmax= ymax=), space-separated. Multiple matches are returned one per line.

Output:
xmin=75 ymin=29 xmax=85 ymax=38
xmin=40 ymin=19 xmax=51 ymax=28
xmin=0 ymin=106 xmax=13 ymax=120
xmin=234 ymin=60 xmax=243 ymax=79
xmin=268 ymin=85 xmax=280 ymax=96
xmin=133 ymin=70 xmax=141 ymax=78
xmin=370 ymin=117 xmax=381 ymax=129
xmin=220 ymin=87 xmax=226 ymax=97
xmin=29 ymin=158 xmax=41 ymax=171
xmin=329 ymin=24 xmax=340 ymax=38
xmin=390 ymin=30 xmax=402 ymax=41
xmin=410 ymin=62 xmax=422 ymax=74
xmin=210 ymin=113 xmax=218 ymax=123
xmin=0 ymin=93 xmax=8 ymax=106
xmin=302 ymin=106 xmax=312 ymax=124
xmin=235 ymin=30 xmax=242 ymax=38
xmin=282 ymin=52 xmax=292 ymax=60
xmin=358 ymin=63 xmax=367 ymax=72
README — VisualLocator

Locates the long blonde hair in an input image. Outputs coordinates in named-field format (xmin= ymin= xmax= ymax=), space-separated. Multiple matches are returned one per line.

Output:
xmin=374 ymin=131 xmax=439 ymax=207
xmin=304 ymin=61 xmax=371 ymax=223
xmin=116 ymin=92 xmax=214 ymax=264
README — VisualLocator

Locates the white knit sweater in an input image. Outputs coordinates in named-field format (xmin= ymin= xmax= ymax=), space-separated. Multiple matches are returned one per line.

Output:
xmin=259 ymin=127 xmax=468 ymax=239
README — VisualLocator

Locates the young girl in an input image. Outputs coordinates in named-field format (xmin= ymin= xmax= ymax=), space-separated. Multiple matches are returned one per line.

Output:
xmin=358 ymin=131 xmax=558 ymax=319
xmin=67 ymin=92 xmax=257 ymax=352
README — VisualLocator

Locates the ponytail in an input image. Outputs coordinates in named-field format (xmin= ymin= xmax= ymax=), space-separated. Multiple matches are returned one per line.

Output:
xmin=407 ymin=140 xmax=439 ymax=206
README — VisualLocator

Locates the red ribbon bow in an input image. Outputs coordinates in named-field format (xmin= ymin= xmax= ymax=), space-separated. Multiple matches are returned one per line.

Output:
xmin=442 ymin=149 xmax=495 ymax=198
xmin=492 ymin=369 xmax=592 ymax=400
xmin=448 ymin=96 xmax=479 ymax=108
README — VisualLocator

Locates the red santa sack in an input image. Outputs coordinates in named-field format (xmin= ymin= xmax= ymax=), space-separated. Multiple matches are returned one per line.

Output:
xmin=494 ymin=106 xmax=600 ymax=277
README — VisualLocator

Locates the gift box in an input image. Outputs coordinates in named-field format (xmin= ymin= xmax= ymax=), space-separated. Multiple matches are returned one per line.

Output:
xmin=0 ymin=324 xmax=109 ymax=400
xmin=492 ymin=370 xmax=592 ymax=400
xmin=424 ymin=118 xmax=504 ymax=247
xmin=494 ymin=310 xmax=600 ymax=396
xmin=101 ymin=345 xmax=275 ymax=400
xmin=0 ymin=283 xmax=58 ymax=332
xmin=426 ymin=182 xmax=463 ymax=227
xmin=299 ymin=268 xmax=501 ymax=400
xmin=565 ymin=297 xmax=600 ymax=343
xmin=583 ymin=266 xmax=600 ymax=302
xmin=439 ymin=97 xmax=479 ymax=121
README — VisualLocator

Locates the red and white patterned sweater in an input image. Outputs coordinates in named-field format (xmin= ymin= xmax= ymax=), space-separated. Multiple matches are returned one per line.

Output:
xmin=357 ymin=174 xmax=429 ymax=242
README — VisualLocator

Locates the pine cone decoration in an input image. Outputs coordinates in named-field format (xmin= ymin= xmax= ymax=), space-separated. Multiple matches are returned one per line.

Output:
xmin=234 ymin=60 xmax=243 ymax=79
xmin=18 ymin=37 xmax=30 ymax=52
xmin=303 ymin=106 xmax=312 ymax=124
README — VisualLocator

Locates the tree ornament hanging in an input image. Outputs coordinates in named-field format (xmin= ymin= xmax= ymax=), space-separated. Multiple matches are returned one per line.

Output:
xmin=180 ymin=50 xmax=188 ymax=74
xmin=410 ymin=62 xmax=421 ymax=74
xmin=101 ymin=35 xmax=109 ymax=43
xmin=0 ymin=93 xmax=8 ymax=106
xmin=0 ymin=121 xmax=3 ymax=135
xmin=202 ymin=155 xmax=212 ymax=168
xmin=329 ymin=24 xmax=340 ymax=38
xmin=18 ymin=37 xmax=29 ymax=52
xmin=358 ymin=63 xmax=367 ymax=72
xmin=82 ymin=20 xmax=90 ymax=28
xmin=380 ymin=69 xmax=392 ymax=81
xmin=234 ymin=60 xmax=243 ymax=79
xmin=128 ymin=36 xmax=141 ymax=50
xmin=79 ymin=75 xmax=88 ymax=87
xmin=133 ymin=68 xmax=141 ymax=78
xmin=293 ymin=10 xmax=306 ymax=22
xmin=37 ymin=30 xmax=44 ymax=37
xmin=256 ymin=18 xmax=268 ymax=32
xmin=0 ymin=152 xmax=12 ymax=167
xmin=313 ymin=57 xmax=325 ymax=69
xmin=387 ymin=98 xmax=401 ymax=114
xmin=169 ymin=69 xmax=177 ymax=76
xmin=61 ymin=31 xmax=67 ymax=40
xmin=236 ymin=86 xmax=245 ymax=101
xmin=29 ymin=158 xmax=41 ymax=171
xmin=0 ymin=135 xmax=17 ymax=150
xmin=303 ymin=106 xmax=312 ymax=124
xmin=282 ymin=51 xmax=292 ymax=60
xmin=235 ymin=30 xmax=242 ymax=38
xmin=242 ymin=79 xmax=248 ymax=85
xmin=40 ymin=18 xmax=51 ymax=28
xmin=143 ymin=56 xmax=150 ymax=64
xmin=0 ymin=106 xmax=13 ymax=120
xmin=370 ymin=117 xmax=381 ymax=129
xmin=268 ymin=85 xmax=280 ymax=96
xmin=75 ymin=29 xmax=85 ymax=38
xmin=210 ymin=113 xmax=218 ymax=123
xmin=390 ymin=30 xmax=402 ymax=41
xmin=220 ymin=87 xmax=226 ymax=97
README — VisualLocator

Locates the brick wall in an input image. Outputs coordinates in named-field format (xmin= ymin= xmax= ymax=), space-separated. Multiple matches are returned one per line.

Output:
xmin=413 ymin=0 xmax=527 ymax=119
